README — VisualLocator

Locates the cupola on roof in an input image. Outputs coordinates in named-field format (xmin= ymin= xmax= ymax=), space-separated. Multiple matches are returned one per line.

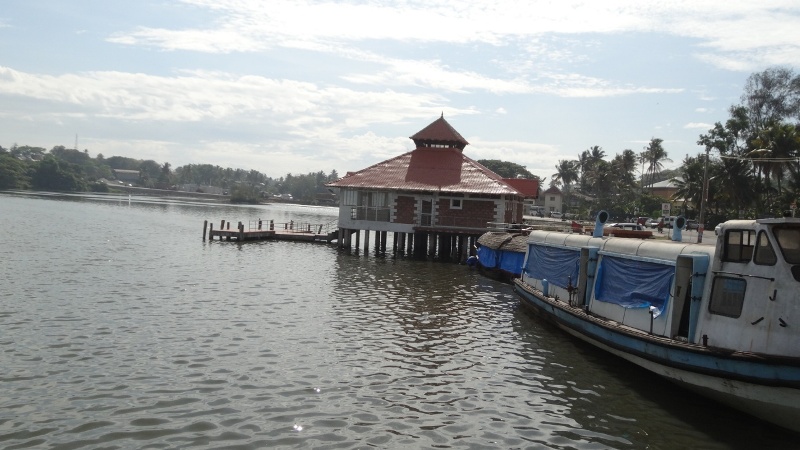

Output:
xmin=326 ymin=115 xmax=534 ymax=197
xmin=410 ymin=113 xmax=469 ymax=151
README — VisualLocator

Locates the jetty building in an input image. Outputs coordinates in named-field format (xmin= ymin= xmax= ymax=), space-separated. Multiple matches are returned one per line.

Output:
xmin=326 ymin=115 xmax=538 ymax=260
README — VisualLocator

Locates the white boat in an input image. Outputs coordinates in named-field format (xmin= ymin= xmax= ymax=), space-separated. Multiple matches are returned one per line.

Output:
xmin=513 ymin=211 xmax=800 ymax=432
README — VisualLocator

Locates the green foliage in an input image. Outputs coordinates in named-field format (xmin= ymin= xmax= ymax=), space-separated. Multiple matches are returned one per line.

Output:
xmin=477 ymin=159 xmax=537 ymax=179
xmin=30 ymin=156 xmax=88 ymax=192
xmin=0 ymin=153 xmax=31 ymax=189
xmin=2 ymin=66 xmax=797 ymax=216
xmin=230 ymin=184 xmax=261 ymax=204
xmin=90 ymin=181 xmax=110 ymax=192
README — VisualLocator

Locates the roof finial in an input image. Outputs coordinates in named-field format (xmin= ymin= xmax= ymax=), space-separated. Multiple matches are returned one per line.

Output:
xmin=441 ymin=111 xmax=443 ymax=118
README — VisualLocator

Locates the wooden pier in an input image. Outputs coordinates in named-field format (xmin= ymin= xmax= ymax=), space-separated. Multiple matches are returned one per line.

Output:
xmin=203 ymin=219 xmax=338 ymax=243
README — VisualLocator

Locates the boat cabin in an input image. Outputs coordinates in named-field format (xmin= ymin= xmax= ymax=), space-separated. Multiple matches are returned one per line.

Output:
xmin=520 ymin=216 xmax=800 ymax=357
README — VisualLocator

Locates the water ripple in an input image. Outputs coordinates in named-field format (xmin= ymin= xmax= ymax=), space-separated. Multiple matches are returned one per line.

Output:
xmin=0 ymin=194 xmax=795 ymax=449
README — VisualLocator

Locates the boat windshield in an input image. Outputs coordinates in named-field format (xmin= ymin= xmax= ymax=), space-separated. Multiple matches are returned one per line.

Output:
xmin=774 ymin=226 xmax=800 ymax=264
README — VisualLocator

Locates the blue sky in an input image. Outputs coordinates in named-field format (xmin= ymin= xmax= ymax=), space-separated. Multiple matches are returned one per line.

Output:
xmin=2 ymin=1 xmax=799 ymax=181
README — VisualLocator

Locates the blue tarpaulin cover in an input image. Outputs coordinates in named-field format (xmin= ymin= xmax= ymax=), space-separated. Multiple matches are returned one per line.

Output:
xmin=525 ymin=245 xmax=580 ymax=289
xmin=498 ymin=250 xmax=525 ymax=275
xmin=594 ymin=255 xmax=674 ymax=316
xmin=476 ymin=245 xmax=497 ymax=268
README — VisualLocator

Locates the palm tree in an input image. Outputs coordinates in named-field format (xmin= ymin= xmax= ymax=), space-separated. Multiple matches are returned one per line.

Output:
xmin=671 ymin=156 xmax=705 ymax=214
xmin=552 ymin=160 xmax=579 ymax=188
xmin=613 ymin=149 xmax=638 ymax=189
xmin=643 ymin=138 xmax=672 ymax=188
xmin=577 ymin=146 xmax=606 ymax=195
xmin=553 ymin=159 xmax=579 ymax=213
xmin=752 ymin=122 xmax=800 ymax=198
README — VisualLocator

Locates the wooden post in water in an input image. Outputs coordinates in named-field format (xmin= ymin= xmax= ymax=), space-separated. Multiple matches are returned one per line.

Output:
xmin=238 ymin=222 xmax=244 ymax=241
xmin=381 ymin=231 xmax=387 ymax=255
xmin=363 ymin=229 xmax=370 ymax=255
xmin=203 ymin=220 xmax=208 ymax=241
xmin=209 ymin=222 xmax=214 ymax=240
xmin=270 ymin=220 xmax=274 ymax=231
xmin=258 ymin=219 xmax=262 ymax=230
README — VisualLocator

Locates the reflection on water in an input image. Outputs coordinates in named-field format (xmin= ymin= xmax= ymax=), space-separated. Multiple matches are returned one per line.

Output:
xmin=0 ymin=191 xmax=795 ymax=449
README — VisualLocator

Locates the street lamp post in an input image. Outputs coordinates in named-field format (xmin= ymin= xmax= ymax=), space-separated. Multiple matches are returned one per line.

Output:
xmin=697 ymin=148 xmax=711 ymax=244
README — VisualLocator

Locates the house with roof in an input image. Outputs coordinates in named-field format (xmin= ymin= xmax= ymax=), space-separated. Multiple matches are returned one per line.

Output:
xmin=326 ymin=115 xmax=538 ymax=260
xmin=113 ymin=169 xmax=140 ymax=185
xmin=649 ymin=178 xmax=680 ymax=201
xmin=540 ymin=186 xmax=563 ymax=215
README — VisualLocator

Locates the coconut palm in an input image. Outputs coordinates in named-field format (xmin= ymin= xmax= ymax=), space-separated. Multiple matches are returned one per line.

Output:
xmin=552 ymin=159 xmax=579 ymax=188
xmin=643 ymin=138 xmax=672 ymax=188
xmin=671 ymin=156 xmax=705 ymax=213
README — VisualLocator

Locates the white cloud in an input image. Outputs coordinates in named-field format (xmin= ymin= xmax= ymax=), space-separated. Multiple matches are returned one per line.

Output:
xmin=684 ymin=122 xmax=713 ymax=130
xmin=107 ymin=0 xmax=800 ymax=72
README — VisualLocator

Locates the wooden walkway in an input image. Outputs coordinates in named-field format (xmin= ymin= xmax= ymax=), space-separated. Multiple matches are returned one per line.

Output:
xmin=203 ymin=219 xmax=337 ymax=243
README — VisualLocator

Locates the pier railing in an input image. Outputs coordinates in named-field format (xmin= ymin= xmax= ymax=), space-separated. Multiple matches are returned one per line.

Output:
xmin=246 ymin=219 xmax=338 ymax=235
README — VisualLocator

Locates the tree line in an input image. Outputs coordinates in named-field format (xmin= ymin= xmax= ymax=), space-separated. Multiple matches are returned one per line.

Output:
xmin=549 ymin=67 xmax=800 ymax=223
xmin=2 ymin=67 xmax=798 ymax=216
xmin=0 ymin=144 xmax=340 ymax=204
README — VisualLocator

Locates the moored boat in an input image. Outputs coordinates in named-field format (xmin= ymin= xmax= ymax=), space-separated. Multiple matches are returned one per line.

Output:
xmin=474 ymin=231 xmax=529 ymax=281
xmin=513 ymin=211 xmax=800 ymax=432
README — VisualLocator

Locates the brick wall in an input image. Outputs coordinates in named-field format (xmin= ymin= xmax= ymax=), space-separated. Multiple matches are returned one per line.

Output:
xmin=394 ymin=195 xmax=416 ymax=224
xmin=437 ymin=198 xmax=496 ymax=228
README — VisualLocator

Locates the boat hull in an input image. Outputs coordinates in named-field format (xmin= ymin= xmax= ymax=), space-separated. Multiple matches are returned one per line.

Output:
xmin=514 ymin=279 xmax=800 ymax=433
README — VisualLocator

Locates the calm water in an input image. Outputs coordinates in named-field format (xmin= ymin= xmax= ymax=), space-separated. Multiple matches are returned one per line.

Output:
xmin=0 ymin=191 xmax=796 ymax=449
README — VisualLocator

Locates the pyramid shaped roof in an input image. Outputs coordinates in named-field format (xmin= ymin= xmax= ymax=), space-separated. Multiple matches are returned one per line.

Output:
xmin=410 ymin=114 xmax=469 ymax=150
xmin=328 ymin=116 xmax=528 ymax=195
xmin=328 ymin=148 xmax=521 ymax=195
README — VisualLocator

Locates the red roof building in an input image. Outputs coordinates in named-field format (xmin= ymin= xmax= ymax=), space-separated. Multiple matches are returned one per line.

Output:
xmin=327 ymin=115 xmax=537 ymax=237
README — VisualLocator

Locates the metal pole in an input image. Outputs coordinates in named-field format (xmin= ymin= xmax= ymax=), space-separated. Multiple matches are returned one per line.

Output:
xmin=697 ymin=148 xmax=710 ymax=244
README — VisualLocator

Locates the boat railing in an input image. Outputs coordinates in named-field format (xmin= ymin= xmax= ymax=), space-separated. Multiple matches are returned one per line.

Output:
xmin=487 ymin=220 xmax=580 ymax=233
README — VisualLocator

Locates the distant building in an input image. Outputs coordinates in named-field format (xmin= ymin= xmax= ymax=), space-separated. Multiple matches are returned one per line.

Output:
xmin=540 ymin=186 xmax=563 ymax=214
xmin=649 ymin=178 xmax=680 ymax=201
xmin=112 ymin=169 xmax=140 ymax=184
xmin=326 ymin=115 xmax=538 ymax=259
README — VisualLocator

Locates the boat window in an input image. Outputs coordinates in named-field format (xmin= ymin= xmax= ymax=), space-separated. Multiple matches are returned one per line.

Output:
xmin=753 ymin=231 xmax=777 ymax=265
xmin=774 ymin=226 xmax=800 ymax=264
xmin=709 ymin=276 xmax=746 ymax=318
xmin=722 ymin=230 xmax=755 ymax=262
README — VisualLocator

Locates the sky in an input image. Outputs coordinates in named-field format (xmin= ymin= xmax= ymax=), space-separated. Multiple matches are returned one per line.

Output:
xmin=2 ymin=1 xmax=799 ymax=181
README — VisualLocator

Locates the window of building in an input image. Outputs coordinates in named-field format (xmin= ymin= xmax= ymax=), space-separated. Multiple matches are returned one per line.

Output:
xmin=753 ymin=231 xmax=777 ymax=265
xmin=450 ymin=199 xmax=462 ymax=209
xmin=709 ymin=276 xmax=746 ymax=318
xmin=549 ymin=196 xmax=555 ymax=201
xmin=342 ymin=189 xmax=358 ymax=206
xmin=722 ymin=229 xmax=755 ymax=262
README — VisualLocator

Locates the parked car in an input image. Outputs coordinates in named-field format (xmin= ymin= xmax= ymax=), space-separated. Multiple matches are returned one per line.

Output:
xmin=549 ymin=212 xmax=563 ymax=219
xmin=606 ymin=223 xmax=644 ymax=231
xmin=645 ymin=218 xmax=660 ymax=228
xmin=685 ymin=219 xmax=700 ymax=230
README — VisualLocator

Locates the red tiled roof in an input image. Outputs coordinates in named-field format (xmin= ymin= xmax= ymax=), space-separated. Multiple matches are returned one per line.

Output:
xmin=410 ymin=115 xmax=469 ymax=149
xmin=327 ymin=147 xmax=523 ymax=195
xmin=503 ymin=178 xmax=539 ymax=198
